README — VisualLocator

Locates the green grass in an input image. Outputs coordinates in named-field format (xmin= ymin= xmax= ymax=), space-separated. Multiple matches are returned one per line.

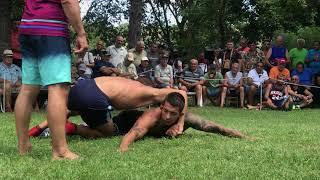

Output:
xmin=0 ymin=107 xmax=319 ymax=179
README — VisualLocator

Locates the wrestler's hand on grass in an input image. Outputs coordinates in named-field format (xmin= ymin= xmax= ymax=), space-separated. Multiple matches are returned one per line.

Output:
xmin=74 ymin=34 xmax=88 ymax=54
xmin=166 ymin=124 xmax=183 ymax=137
xmin=118 ymin=146 xmax=129 ymax=153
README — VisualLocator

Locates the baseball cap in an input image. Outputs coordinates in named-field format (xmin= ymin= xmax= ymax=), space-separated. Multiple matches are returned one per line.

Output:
xmin=127 ymin=52 xmax=134 ymax=61
xmin=3 ymin=49 xmax=13 ymax=57
xmin=141 ymin=56 xmax=149 ymax=61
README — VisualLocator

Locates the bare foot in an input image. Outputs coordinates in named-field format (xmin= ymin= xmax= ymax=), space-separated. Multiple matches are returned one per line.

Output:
xmin=18 ymin=142 xmax=32 ymax=155
xmin=246 ymin=105 xmax=256 ymax=110
xmin=52 ymin=149 xmax=79 ymax=160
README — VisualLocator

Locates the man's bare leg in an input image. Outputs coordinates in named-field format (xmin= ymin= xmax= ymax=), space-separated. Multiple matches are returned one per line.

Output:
xmin=75 ymin=122 xmax=115 ymax=138
xmin=74 ymin=125 xmax=105 ymax=138
xmin=15 ymin=84 xmax=40 ymax=155
xmin=239 ymin=86 xmax=245 ymax=108
xmin=220 ymin=87 xmax=227 ymax=107
xmin=195 ymin=85 xmax=203 ymax=107
xmin=247 ymin=85 xmax=257 ymax=106
xmin=184 ymin=112 xmax=247 ymax=138
xmin=47 ymin=84 xmax=78 ymax=160
xmin=5 ymin=82 xmax=13 ymax=112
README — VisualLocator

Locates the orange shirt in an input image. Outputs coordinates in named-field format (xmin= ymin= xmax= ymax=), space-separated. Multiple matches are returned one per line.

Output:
xmin=269 ymin=66 xmax=290 ymax=80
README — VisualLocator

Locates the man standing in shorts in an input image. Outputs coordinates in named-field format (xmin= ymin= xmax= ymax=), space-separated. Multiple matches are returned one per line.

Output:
xmin=15 ymin=0 xmax=88 ymax=160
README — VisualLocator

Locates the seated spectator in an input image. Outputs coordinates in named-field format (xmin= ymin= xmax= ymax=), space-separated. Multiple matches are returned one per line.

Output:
xmin=92 ymin=50 xmax=119 ymax=78
xmin=264 ymin=78 xmax=291 ymax=110
xmin=198 ymin=52 xmax=209 ymax=73
xmin=218 ymin=41 xmax=242 ymax=75
xmin=77 ymin=64 xmax=91 ymax=81
xmin=220 ymin=63 xmax=244 ymax=108
xmin=289 ymin=38 xmax=308 ymax=69
xmin=136 ymin=56 xmax=155 ymax=87
xmin=137 ymin=56 xmax=153 ymax=81
xmin=305 ymin=41 xmax=320 ymax=74
xmin=288 ymin=75 xmax=313 ymax=109
xmin=291 ymin=62 xmax=313 ymax=86
xmin=76 ymin=51 xmax=94 ymax=79
xmin=174 ymin=60 xmax=183 ymax=77
xmin=203 ymin=64 xmax=223 ymax=105
xmin=179 ymin=59 xmax=204 ymax=107
xmin=237 ymin=38 xmax=250 ymax=57
xmin=265 ymin=35 xmax=290 ymax=71
xmin=91 ymin=40 xmax=105 ymax=61
xmin=117 ymin=52 xmax=138 ymax=80
xmin=246 ymin=62 xmax=269 ymax=107
xmin=262 ymin=39 xmax=271 ymax=57
xmin=147 ymin=43 xmax=160 ymax=68
xmin=243 ymin=41 xmax=265 ymax=72
xmin=213 ymin=48 xmax=223 ymax=73
xmin=128 ymin=41 xmax=147 ymax=67
xmin=154 ymin=53 xmax=173 ymax=88
xmin=269 ymin=58 xmax=291 ymax=82
xmin=311 ymin=73 xmax=320 ymax=106
xmin=0 ymin=49 xmax=22 ymax=112
xmin=173 ymin=60 xmax=183 ymax=89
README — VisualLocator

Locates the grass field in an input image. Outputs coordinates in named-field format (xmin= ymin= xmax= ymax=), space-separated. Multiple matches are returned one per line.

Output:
xmin=0 ymin=107 xmax=319 ymax=179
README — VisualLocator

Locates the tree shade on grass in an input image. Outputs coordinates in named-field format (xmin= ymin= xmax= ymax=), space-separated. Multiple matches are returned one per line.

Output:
xmin=0 ymin=107 xmax=319 ymax=179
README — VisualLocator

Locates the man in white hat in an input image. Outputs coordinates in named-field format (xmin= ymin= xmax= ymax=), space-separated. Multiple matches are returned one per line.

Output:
xmin=117 ymin=52 xmax=138 ymax=79
xmin=155 ymin=53 xmax=174 ymax=88
xmin=0 ymin=49 xmax=22 ymax=112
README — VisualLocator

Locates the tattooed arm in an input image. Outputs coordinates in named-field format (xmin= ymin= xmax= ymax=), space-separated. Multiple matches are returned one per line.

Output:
xmin=119 ymin=110 xmax=159 ymax=152
xmin=184 ymin=112 xmax=247 ymax=138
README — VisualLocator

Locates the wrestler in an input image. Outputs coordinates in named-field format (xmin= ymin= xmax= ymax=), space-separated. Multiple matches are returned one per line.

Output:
xmin=29 ymin=93 xmax=247 ymax=152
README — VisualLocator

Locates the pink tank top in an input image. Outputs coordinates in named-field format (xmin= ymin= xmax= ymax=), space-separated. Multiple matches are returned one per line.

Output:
xmin=19 ymin=0 xmax=69 ymax=37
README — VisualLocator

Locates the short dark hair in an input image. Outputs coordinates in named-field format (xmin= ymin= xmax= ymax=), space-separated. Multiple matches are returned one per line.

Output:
xmin=163 ymin=92 xmax=185 ymax=113
xmin=256 ymin=61 xmax=264 ymax=67
xmin=248 ymin=40 xmax=256 ymax=45
xmin=296 ymin=62 xmax=304 ymax=68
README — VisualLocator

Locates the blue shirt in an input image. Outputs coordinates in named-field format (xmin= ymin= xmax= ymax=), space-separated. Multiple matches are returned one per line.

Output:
xmin=92 ymin=60 xmax=115 ymax=78
xmin=291 ymin=68 xmax=313 ymax=86
xmin=306 ymin=49 xmax=320 ymax=74
xmin=270 ymin=46 xmax=287 ymax=66
xmin=0 ymin=62 xmax=21 ymax=83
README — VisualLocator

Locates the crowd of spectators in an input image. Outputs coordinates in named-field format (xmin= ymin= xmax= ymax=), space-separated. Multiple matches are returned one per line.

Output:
xmin=1 ymin=32 xmax=320 ymax=112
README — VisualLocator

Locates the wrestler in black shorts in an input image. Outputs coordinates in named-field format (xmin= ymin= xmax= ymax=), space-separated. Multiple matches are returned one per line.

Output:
xmin=68 ymin=79 xmax=113 ymax=128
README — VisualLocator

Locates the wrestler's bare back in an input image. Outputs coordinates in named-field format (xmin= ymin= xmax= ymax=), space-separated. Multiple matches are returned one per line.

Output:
xmin=95 ymin=77 xmax=175 ymax=109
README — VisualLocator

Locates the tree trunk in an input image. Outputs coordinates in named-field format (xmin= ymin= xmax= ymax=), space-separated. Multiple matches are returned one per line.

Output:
xmin=0 ymin=0 xmax=10 ymax=52
xmin=128 ymin=0 xmax=144 ymax=49
xmin=217 ymin=0 xmax=226 ymax=48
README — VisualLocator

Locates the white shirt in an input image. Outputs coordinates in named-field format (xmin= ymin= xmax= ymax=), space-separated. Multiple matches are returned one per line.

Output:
xmin=107 ymin=45 xmax=127 ymax=67
xmin=77 ymin=52 xmax=94 ymax=75
xmin=248 ymin=69 xmax=269 ymax=86
xmin=226 ymin=71 xmax=242 ymax=86
xmin=155 ymin=64 xmax=173 ymax=83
